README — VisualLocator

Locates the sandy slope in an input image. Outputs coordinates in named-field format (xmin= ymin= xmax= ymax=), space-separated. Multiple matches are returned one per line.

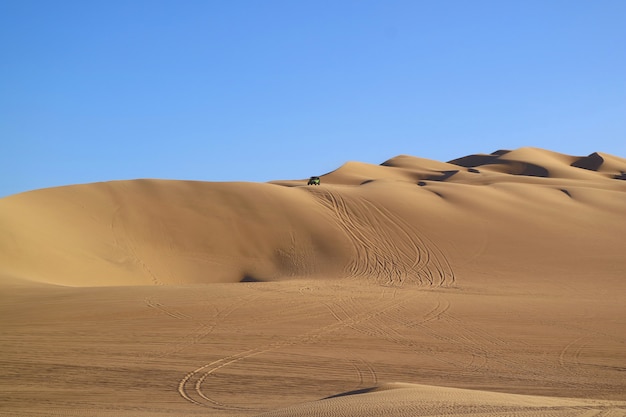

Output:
xmin=1 ymin=147 xmax=625 ymax=416
xmin=258 ymin=383 xmax=626 ymax=417
xmin=1 ymin=147 xmax=624 ymax=288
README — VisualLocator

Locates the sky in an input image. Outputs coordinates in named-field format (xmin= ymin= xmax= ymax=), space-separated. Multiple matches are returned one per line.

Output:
xmin=1 ymin=0 xmax=625 ymax=197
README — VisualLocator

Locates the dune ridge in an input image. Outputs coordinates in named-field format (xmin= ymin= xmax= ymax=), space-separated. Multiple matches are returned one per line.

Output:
xmin=1 ymin=147 xmax=624 ymax=288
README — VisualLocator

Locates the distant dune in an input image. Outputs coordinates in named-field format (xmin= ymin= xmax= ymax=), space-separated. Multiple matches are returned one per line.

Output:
xmin=1 ymin=148 xmax=625 ymax=417
xmin=1 ymin=147 xmax=624 ymax=287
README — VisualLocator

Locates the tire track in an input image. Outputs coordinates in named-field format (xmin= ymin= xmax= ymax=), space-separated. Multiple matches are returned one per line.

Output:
xmin=399 ymin=299 xmax=560 ymax=379
xmin=559 ymin=336 xmax=587 ymax=376
xmin=310 ymin=188 xmax=455 ymax=287
xmin=405 ymin=300 xmax=509 ymax=373
xmin=321 ymin=294 xmax=466 ymax=370
xmin=147 ymin=292 xmax=263 ymax=360
xmin=349 ymin=356 xmax=379 ymax=390
xmin=144 ymin=297 xmax=192 ymax=320
xmin=536 ymin=317 xmax=626 ymax=391
xmin=557 ymin=335 xmax=620 ymax=391
xmin=314 ymin=190 xmax=388 ymax=280
xmin=178 ymin=291 xmax=411 ymax=410
xmin=366 ymin=200 xmax=456 ymax=287
xmin=111 ymin=205 xmax=162 ymax=285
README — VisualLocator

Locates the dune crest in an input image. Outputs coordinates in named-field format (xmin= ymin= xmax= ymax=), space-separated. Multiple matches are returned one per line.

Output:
xmin=257 ymin=383 xmax=626 ymax=416
xmin=448 ymin=147 xmax=626 ymax=180
xmin=1 ymin=147 xmax=625 ymax=287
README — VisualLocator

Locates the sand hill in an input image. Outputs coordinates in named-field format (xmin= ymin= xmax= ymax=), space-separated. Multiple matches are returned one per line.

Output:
xmin=1 ymin=147 xmax=625 ymax=416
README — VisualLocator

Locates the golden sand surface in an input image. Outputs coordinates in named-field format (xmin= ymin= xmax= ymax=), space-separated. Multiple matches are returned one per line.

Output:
xmin=1 ymin=148 xmax=625 ymax=416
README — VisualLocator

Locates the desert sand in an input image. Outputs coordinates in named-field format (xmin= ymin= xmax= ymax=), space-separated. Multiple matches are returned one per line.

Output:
xmin=1 ymin=147 xmax=625 ymax=416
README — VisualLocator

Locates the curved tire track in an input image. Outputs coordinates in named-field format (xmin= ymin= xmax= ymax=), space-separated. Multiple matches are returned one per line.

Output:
xmin=177 ymin=291 xmax=411 ymax=410
xmin=310 ymin=188 xmax=455 ymax=287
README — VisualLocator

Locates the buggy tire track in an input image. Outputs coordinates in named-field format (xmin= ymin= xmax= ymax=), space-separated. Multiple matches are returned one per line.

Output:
xmin=309 ymin=188 xmax=455 ymax=287
xmin=178 ymin=290 xmax=412 ymax=410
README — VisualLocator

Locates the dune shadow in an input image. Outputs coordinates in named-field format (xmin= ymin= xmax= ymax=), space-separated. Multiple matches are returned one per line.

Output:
xmin=450 ymin=157 xmax=548 ymax=177
xmin=425 ymin=170 xmax=458 ymax=181
xmin=449 ymin=154 xmax=499 ymax=167
xmin=560 ymin=189 xmax=572 ymax=198
xmin=416 ymin=181 xmax=444 ymax=197
xmin=571 ymin=152 xmax=604 ymax=171
xmin=517 ymin=162 xmax=549 ymax=177
xmin=614 ymin=171 xmax=626 ymax=180
xmin=448 ymin=151 xmax=549 ymax=177
xmin=240 ymin=275 xmax=264 ymax=283
xmin=323 ymin=387 xmax=378 ymax=399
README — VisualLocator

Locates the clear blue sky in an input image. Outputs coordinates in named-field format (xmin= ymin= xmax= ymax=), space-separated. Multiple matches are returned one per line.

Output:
xmin=1 ymin=0 xmax=625 ymax=197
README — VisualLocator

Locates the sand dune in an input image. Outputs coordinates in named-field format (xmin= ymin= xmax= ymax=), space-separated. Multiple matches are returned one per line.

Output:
xmin=1 ymin=147 xmax=624 ymax=288
xmin=1 ymin=147 xmax=625 ymax=416
xmin=258 ymin=383 xmax=626 ymax=416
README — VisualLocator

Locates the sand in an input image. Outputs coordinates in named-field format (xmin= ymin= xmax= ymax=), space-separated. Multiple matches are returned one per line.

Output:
xmin=1 ymin=147 xmax=625 ymax=416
